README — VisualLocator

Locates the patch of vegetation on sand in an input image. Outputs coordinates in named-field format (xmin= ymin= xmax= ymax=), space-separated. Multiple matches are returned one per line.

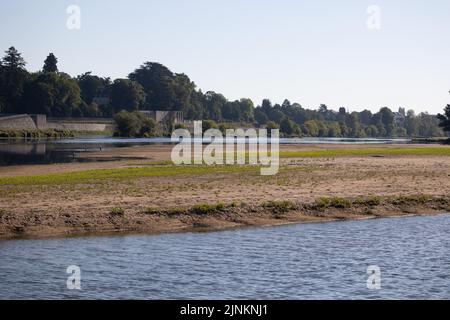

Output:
xmin=311 ymin=195 xmax=449 ymax=212
xmin=314 ymin=197 xmax=352 ymax=209
xmin=191 ymin=203 xmax=225 ymax=215
xmin=280 ymin=147 xmax=450 ymax=158
xmin=262 ymin=200 xmax=298 ymax=213
xmin=0 ymin=165 xmax=262 ymax=186
xmin=144 ymin=202 xmax=227 ymax=216
xmin=109 ymin=207 xmax=125 ymax=216
xmin=389 ymin=194 xmax=434 ymax=206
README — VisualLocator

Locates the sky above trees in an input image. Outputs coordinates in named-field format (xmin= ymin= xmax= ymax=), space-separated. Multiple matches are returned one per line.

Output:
xmin=1 ymin=0 xmax=450 ymax=114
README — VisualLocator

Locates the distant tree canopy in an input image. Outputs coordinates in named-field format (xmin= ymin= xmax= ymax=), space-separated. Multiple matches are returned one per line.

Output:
xmin=0 ymin=46 xmax=447 ymax=138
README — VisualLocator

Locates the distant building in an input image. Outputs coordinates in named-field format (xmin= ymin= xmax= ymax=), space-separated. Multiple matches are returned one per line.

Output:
xmin=139 ymin=110 xmax=183 ymax=124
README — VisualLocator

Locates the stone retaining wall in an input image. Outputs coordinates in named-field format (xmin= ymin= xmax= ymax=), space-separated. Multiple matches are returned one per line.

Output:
xmin=0 ymin=114 xmax=115 ymax=132
xmin=0 ymin=115 xmax=39 ymax=130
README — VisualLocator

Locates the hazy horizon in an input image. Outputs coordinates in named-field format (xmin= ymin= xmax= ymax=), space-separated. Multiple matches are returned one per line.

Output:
xmin=1 ymin=0 xmax=450 ymax=114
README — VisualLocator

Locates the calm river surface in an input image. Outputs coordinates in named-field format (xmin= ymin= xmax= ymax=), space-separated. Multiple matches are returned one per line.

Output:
xmin=0 ymin=137 xmax=411 ymax=166
xmin=0 ymin=214 xmax=449 ymax=299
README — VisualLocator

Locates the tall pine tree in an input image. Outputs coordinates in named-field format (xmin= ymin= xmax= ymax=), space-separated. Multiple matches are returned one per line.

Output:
xmin=43 ymin=53 xmax=58 ymax=73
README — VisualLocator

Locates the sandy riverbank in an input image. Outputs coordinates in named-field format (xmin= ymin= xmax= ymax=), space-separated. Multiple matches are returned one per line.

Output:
xmin=1 ymin=144 xmax=450 ymax=240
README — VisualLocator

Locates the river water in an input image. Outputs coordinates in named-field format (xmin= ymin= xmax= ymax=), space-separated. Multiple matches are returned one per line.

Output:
xmin=0 ymin=214 xmax=449 ymax=299
xmin=0 ymin=137 xmax=411 ymax=166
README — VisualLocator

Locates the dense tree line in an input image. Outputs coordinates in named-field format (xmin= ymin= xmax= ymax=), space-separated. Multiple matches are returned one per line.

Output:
xmin=0 ymin=46 xmax=447 ymax=138
xmin=253 ymin=101 xmax=445 ymax=138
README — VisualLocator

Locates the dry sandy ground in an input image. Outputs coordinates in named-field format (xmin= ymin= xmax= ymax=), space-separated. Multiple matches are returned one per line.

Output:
xmin=1 ymin=144 xmax=449 ymax=239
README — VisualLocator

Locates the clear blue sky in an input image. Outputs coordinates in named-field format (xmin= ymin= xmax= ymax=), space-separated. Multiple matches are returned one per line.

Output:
xmin=1 ymin=0 xmax=449 ymax=114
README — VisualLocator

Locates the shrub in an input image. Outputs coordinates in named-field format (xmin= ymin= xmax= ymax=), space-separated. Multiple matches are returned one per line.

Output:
xmin=114 ymin=111 xmax=156 ymax=137
xmin=391 ymin=195 xmax=432 ymax=206
xmin=354 ymin=196 xmax=381 ymax=207
xmin=263 ymin=200 xmax=296 ymax=213
xmin=191 ymin=203 xmax=224 ymax=215
xmin=110 ymin=207 xmax=125 ymax=216
xmin=144 ymin=207 xmax=160 ymax=215
xmin=314 ymin=197 xmax=352 ymax=209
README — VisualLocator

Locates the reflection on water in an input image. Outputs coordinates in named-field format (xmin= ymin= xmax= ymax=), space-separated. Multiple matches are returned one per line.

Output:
xmin=0 ymin=214 xmax=449 ymax=299
xmin=0 ymin=141 xmax=102 ymax=166
xmin=0 ymin=137 xmax=412 ymax=166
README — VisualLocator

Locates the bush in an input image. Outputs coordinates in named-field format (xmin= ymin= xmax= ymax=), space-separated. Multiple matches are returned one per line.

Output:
xmin=191 ymin=203 xmax=224 ymax=215
xmin=110 ymin=207 xmax=125 ymax=216
xmin=354 ymin=196 xmax=381 ymax=207
xmin=263 ymin=200 xmax=296 ymax=213
xmin=391 ymin=195 xmax=432 ymax=206
xmin=314 ymin=197 xmax=352 ymax=209
xmin=114 ymin=111 xmax=156 ymax=137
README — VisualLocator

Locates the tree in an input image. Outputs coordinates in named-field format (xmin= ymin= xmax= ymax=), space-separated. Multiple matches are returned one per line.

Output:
xmin=110 ymin=79 xmax=145 ymax=112
xmin=379 ymin=107 xmax=395 ymax=136
xmin=303 ymin=120 xmax=319 ymax=136
xmin=438 ymin=105 xmax=450 ymax=133
xmin=261 ymin=99 xmax=273 ymax=112
xmin=359 ymin=110 xmax=373 ymax=126
xmin=77 ymin=72 xmax=110 ymax=104
xmin=21 ymin=72 xmax=82 ymax=117
xmin=405 ymin=109 xmax=418 ymax=136
xmin=0 ymin=47 xmax=29 ymax=113
xmin=346 ymin=112 xmax=362 ymax=137
xmin=172 ymin=73 xmax=196 ymax=111
xmin=280 ymin=118 xmax=294 ymax=136
xmin=128 ymin=62 xmax=176 ymax=110
xmin=1 ymin=47 xmax=26 ymax=69
xmin=43 ymin=53 xmax=58 ymax=73
xmin=204 ymin=91 xmax=225 ymax=121
xmin=267 ymin=108 xmax=285 ymax=124
xmin=238 ymin=98 xmax=254 ymax=122
xmin=254 ymin=107 xmax=268 ymax=125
